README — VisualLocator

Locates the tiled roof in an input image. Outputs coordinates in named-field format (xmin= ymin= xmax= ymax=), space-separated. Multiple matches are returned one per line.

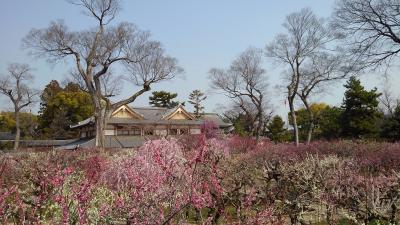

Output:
xmin=70 ymin=105 xmax=232 ymax=129
xmin=107 ymin=117 xmax=203 ymax=125
xmin=70 ymin=117 xmax=95 ymax=129
xmin=57 ymin=137 xmax=145 ymax=149
xmin=0 ymin=139 xmax=79 ymax=147
xmin=131 ymin=106 xmax=169 ymax=121
xmin=201 ymin=113 xmax=232 ymax=127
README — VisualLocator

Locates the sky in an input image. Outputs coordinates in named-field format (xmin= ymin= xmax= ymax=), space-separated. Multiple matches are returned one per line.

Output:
xmin=0 ymin=0 xmax=399 ymax=119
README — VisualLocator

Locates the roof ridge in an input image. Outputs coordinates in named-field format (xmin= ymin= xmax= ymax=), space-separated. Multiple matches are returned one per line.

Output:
xmin=131 ymin=106 xmax=167 ymax=110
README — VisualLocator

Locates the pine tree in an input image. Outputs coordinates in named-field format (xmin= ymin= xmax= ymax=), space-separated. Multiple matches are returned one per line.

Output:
xmin=149 ymin=91 xmax=180 ymax=108
xmin=38 ymin=80 xmax=93 ymax=139
xmin=319 ymin=106 xmax=343 ymax=140
xmin=380 ymin=103 xmax=400 ymax=141
xmin=341 ymin=76 xmax=382 ymax=138
xmin=267 ymin=115 xmax=288 ymax=143
xmin=188 ymin=90 xmax=207 ymax=118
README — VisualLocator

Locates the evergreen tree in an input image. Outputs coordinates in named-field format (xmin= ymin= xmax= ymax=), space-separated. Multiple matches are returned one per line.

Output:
xmin=380 ymin=103 xmax=400 ymax=141
xmin=289 ymin=103 xmax=328 ymax=141
xmin=232 ymin=113 xmax=253 ymax=136
xmin=267 ymin=115 xmax=289 ymax=143
xmin=40 ymin=80 xmax=63 ymax=105
xmin=188 ymin=90 xmax=207 ymax=118
xmin=287 ymin=104 xmax=344 ymax=140
xmin=319 ymin=106 xmax=343 ymax=140
xmin=149 ymin=91 xmax=180 ymax=108
xmin=38 ymin=80 xmax=93 ymax=139
xmin=341 ymin=76 xmax=382 ymax=138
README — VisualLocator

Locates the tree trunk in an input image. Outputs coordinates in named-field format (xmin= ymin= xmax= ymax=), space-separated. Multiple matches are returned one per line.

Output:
xmin=93 ymin=94 xmax=107 ymax=149
xmin=94 ymin=114 xmax=105 ymax=149
xmin=306 ymin=120 xmax=314 ymax=145
xmin=255 ymin=109 xmax=263 ymax=141
xmin=13 ymin=110 xmax=20 ymax=150
xmin=302 ymin=98 xmax=314 ymax=145
xmin=289 ymin=97 xmax=299 ymax=147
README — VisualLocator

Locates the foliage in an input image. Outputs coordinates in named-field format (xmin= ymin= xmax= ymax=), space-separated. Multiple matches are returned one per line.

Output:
xmin=289 ymin=103 xmax=328 ymax=140
xmin=0 ymin=112 xmax=37 ymax=138
xmin=226 ymin=113 xmax=254 ymax=136
xmin=149 ymin=91 xmax=181 ymax=108
xmin=380 ymin=103 xmax=400 ymax=141
xmin=188 ymin=89 xmax=207 ymax=118
xmin=291 ymin=104 xmax=345 ymax=141
xmin=1 ymin=137 xmax=400 ymax=224
xmin=266 ymin=115 xmax=290 ymax=143
xmin=319 ymin=106 xmax=343 ymax=140
xmin=200 ymin=120 xmax=219 ymax=139
xmin=341 ymin=77 xmax=382 ymax=139
xmin=37 ymin=80 xmax=93 ymax=139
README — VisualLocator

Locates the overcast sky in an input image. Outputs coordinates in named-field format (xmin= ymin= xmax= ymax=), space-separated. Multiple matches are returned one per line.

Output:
xmin=1 ymin=0 xmax=399 ymax=119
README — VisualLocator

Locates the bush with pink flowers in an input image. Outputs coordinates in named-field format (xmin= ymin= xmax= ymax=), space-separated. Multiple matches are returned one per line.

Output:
xmin=0 ymin=136 xmax=399 ymax=224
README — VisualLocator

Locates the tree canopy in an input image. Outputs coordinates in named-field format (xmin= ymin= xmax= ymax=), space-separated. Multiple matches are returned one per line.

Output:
xmin=188 ymin=90 xmax=206 ymax=118
xmin=23 ymin=0 xmax=183 ymax=147
xmin=380 ymin=103 xmax=400 ymax=141
xmin=149 ymin=91 xmax=180 ymax=108
xmin=267 ymin=115 xmax=289 ymax=143
xmin=38 ymin=80 xmax=93 ymax=139
xmin=0 ymin=63 xmax=37 ymax=149
xmin=0 ymin=112 xmax=37 ymax=138
xmin=341 ymin=76 xmax=382 ymax=138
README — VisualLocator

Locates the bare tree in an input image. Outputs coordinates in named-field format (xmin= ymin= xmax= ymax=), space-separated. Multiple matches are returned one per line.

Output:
xmin=219 ymin=100 xmax=258 ymax=134
xmin=23 ymin=0 xmax=183 ymax=148
xmin=0 ymin=64 xmax=37 ymax=150
xmin=333 ymin=0 xmax=400 ymax=68
xmin=298 ymin=53 xmax=349 ymax=144
xmin=378 ymin=74 xmax=399 ymax=115
xmin=65 ymin=69 xmax=123 ymax=98
xmin=265 ymin=8 xmax=333 ymax=146
xmin=209 ymin=47 xmax=268 ymax=139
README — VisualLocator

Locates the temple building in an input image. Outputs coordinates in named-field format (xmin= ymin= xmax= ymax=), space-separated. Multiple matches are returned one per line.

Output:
xmin=71 ymin=104 xmax=232 ymax=139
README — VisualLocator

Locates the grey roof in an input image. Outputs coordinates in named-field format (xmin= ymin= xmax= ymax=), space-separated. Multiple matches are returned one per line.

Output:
xmin=0 ymin=139 xmax=79 ymax=147
xmin=107 ymin=117 xmax=204 ymax=126
xmin=107 ymin=114 xmax=231 ymax=128
xmin=70 ymin=117 xmax=94 ymax=129
xmin=131 ymin=106 xmax=170 ymax=121
xmin=70 ymin=105 xmax=232 ymax=129
xmin=201 ymin=113 xmax=232 ymax=127
xmin=57 ymin=136 xmax=146 ymax=149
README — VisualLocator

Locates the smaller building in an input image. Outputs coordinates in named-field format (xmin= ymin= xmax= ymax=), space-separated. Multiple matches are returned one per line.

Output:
xmin=71 ymin=104 xmax=232 ymax=139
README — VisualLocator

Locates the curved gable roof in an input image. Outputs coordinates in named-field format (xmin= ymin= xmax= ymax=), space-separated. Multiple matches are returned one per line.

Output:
xmin=111 ymin=105 xmax=145 ymax=119
xmin=162 ymin=105 xmax=195 ymax=120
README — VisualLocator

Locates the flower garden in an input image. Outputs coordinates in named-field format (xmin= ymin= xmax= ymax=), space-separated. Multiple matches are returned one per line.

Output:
xmin=1 ymin=133 xmax=399 ymax=225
